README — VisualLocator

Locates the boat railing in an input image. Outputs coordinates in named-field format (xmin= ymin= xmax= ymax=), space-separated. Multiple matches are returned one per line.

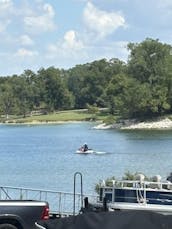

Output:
xmin=0 ymin=186 xmax=98 ymax=216
xmin=101 ymin=180 xmax=172 ymax=190
xmin=100 ymin=180 xmax=172 ymax=204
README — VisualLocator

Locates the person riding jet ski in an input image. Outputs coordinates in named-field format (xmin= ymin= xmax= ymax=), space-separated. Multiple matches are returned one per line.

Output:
xmin=83 ymin=143 xmax=88 ymax=152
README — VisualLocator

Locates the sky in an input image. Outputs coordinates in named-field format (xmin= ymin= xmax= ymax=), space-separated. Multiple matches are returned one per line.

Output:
xmin=0 ymin=0 xmax=172 ymax=76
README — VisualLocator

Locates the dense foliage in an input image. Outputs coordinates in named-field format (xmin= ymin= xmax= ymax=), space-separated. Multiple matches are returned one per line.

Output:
xmin=1 ymin=38 xmax=172 ymax=119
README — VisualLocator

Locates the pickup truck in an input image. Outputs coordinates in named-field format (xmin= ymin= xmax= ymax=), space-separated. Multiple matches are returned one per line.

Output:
xmin=0 ymin=200 xmax=49 ymax=229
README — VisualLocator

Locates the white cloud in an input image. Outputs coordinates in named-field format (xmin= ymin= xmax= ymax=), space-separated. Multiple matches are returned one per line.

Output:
xmin=47 ymin=30 xmax=84 ymax=59
xmin=0 ymin=0 xmax=13 ymax=16
xmin=15 ymin=48 xmax=38 ymax=57
xmin=83 ymin=2 xmax=125 ymax=38
xmin=43 ymin=3 xmax=55 ymax=17
xmin=63 ymin=30 xmax=84 ymax=50
xmin=0 ymin=0 xmax=13 ymax=33
xmin=19 ymin=35 xmax=34 ymax=46
xmin=24 ymin=3 xmax=56 ymax=33
xmin=0 ymin=1 xmax=57 ymax=34
xmin=45 ymin=27 xmax=129 ymax=69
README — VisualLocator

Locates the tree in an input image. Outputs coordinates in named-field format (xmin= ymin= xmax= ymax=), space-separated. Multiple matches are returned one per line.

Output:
xmin=106 ymin=73 xmax=138 ymax=116
xmin=0 ymin=81 xmax=15 ymax=119
xmin=67 ymin=59 xmax=126 ymax=108
xmin=21 ymin=69 xmax=41 ymax=111
xmin=126 ymin=38 xmax=172 ymax=117
xmin=128 ymin=38 xmax=171 ymax=83
xmin=10 ymin=76 xmax=33 ymax=117
xmin=37 ymin=67 xmax=74 ymax=111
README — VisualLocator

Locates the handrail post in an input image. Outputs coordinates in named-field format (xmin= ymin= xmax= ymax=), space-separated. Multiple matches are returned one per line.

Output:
xmin=73 ymin=172 xmax=83 ymax=215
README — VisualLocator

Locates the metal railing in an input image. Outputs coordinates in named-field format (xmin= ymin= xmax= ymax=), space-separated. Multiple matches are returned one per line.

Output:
xmin=0 ymin=186 xmax=98 ymax=216
xmin=100 ymin=180 xmax=172 ymax=205
xmin=101 ymin=180 xmax=172 ymax=190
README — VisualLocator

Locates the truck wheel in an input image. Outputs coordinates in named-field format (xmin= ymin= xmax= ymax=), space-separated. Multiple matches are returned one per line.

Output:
xmin=0 ymin=224 xmax=17 ymax=229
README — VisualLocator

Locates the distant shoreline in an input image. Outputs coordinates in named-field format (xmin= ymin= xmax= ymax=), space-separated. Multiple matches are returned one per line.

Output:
xmin=93 ymin=118 xmax=172 ymax=130
xmin=1 ymin=120 xmax=85 ymax=125
xmin=2 ymin=117 xmax=172 ymax=130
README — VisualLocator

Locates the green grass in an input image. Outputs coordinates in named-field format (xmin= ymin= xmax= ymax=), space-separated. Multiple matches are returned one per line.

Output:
xmin=3 ymin=109 xmax=109 ymax=123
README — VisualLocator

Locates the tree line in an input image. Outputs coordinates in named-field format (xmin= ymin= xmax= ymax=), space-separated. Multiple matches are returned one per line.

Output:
xmin=1 ymin=38 xmax=172 ymax=119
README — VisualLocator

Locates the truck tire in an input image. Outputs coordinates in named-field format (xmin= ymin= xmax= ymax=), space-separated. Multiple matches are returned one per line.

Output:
xmin=0 ymin=224 xmax=17 ymax=229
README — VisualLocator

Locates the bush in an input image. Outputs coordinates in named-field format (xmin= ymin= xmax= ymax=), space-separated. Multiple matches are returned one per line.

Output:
xmin=103 ymin=115 xmax=116 ymax=125
xmin=86 ymin=104 xmax=99 ymax=114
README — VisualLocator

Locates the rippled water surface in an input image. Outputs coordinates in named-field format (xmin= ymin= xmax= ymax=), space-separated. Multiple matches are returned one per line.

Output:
xmin=1 ymin=122 xmax=172 ymax=194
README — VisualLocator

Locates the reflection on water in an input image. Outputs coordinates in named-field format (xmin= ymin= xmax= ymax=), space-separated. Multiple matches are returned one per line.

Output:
xmin=0 ymin=123 xmax=172 ymax=194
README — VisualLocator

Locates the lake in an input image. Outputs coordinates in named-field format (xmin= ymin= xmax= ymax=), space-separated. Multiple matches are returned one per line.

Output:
xmin=1 ymin=122 xmax=172 ymax=195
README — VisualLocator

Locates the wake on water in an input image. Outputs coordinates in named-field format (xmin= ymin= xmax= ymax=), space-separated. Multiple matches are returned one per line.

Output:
xmin=94 ymin=151 xmax=108 ymax=155
xmin=75 ymin=150 xmax=109 ymax=155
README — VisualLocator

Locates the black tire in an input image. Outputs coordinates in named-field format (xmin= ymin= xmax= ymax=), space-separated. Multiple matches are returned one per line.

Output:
xmin=0 ymin=224 xmax=18 ymax=229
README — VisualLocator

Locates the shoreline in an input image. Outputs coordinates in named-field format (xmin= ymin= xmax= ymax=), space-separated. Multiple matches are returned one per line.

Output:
xmin=2 ymin=118 xmax=172 ymax=130
xmin=0 ymin=120 xmax=85 ymax=125
xmin=121 ymin=118 xmax=172 ymax=130
xmin=93 ymin=118 xmax=172 ymax=130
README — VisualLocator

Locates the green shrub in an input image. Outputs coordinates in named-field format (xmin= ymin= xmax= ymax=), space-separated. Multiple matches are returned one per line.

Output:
xmin=103 ymin=115 xmax=116 ymax=125
xmin=86 ymin=104 xmax=99 ymax=114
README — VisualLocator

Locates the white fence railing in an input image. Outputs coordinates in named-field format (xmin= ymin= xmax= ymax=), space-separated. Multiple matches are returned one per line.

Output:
xmin=0 ymin=186 xmax=98 ymax=216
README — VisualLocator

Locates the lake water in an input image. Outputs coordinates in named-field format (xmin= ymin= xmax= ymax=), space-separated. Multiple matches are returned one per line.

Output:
xmin=1 ymin=122 xmax=172 ymax=195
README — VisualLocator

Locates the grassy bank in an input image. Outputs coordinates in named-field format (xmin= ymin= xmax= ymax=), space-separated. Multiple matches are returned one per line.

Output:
xmin=2 ymin=109 xmax=109 ymax=124
xmin=2 ymin=110 xmax=172 ymax=128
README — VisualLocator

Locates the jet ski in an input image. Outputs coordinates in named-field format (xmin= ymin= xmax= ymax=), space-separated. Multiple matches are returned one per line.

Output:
xmin=76 ymin=147 xmax=94 ymax=154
